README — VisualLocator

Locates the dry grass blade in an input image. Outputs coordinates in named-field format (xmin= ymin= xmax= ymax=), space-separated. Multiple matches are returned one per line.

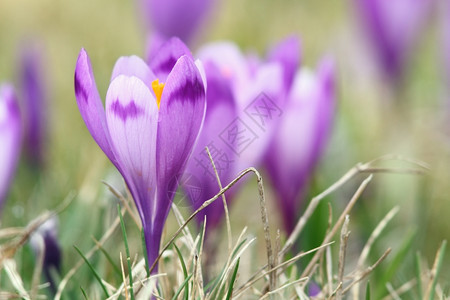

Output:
xmin=30 ymin=236 xmax=45 ymax=300
xmin=280 ymin=157 xmax=427 ymax=258
xmin=336 ymin=215 xmax=350 ymax=300
xmin=342 ymin=248 xmax=392 ymax=294
xmin=103 ymin=180 xmax=141 ymax=228
xmin=205 ymin=146 xmax=232 ymax=254
xmin=3 ymin=259 xmax=30 ymax=299
xmin=259 ymin=277 xmax=309 ymax=299
xmin=301 ymin=175 xmax=373 ymax=278
xmin=382 ymin=278 xmax=417 ymax=300
xmin=148 ymin=167 xmax=275 ymax=293
xmin=120 ymin=252 xmax=130 ymax=300
xmin=352 ymin=206 xmax=399 ymax=299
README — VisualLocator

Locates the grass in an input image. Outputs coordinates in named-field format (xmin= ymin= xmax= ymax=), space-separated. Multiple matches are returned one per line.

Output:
xmin=0 ymin=154 xmax=447 ymax=299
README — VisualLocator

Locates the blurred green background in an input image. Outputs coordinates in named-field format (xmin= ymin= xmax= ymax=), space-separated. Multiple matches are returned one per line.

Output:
xmin=1 ymin=0 xmax=449 ymax=294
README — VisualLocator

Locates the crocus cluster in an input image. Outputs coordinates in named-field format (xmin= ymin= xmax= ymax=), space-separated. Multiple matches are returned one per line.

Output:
xmin=74 ymin=38 xmax=206 ymax=271
xmin=183 ymin=36 xmax=335 ymax=234
xmin=0 ymin=84 xmax=22 ymax=211
xmin=355 ymin=0 xmax=433 ymax=84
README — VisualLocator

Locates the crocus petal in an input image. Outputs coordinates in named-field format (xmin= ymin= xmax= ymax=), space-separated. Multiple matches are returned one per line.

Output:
xmin=111 ymin=55 xmax=156 ymax=88
xmin=268 ymin=35 xmax=301 ymax=91
xmin=140 ymin=0 xmax=214 ymax=43
xmin=149 ymin=37 xmax=193 ymax=82
xmin=356 ymin=0 xmax=432 ymax=80
xmin=0 ymin=84 xmax=21 ymax=210
xmin=197 ymin=42 xmax=251 ymax=92
xmin=105 ymin=75 xmax=158 ymax=223
xmin=74 ymin=49 xmax=117 ymax=166
xmin=233 ymin=62 xmax=284 ymax=173
xmin=156 ymin=55 xmax=206 ymax=216
xmin=184 ymin=62 xmax=237 ymax=228
xmin=20 ymin=43 xmax=46 ymax=166
xmin=266 ymin=58 xmax=335 ymax=233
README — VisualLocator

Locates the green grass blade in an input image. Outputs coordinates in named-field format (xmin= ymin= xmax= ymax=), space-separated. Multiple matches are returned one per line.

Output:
xmin=225 ymin=258 xmax=240 ymax=300
xmin=80 ymin=286 xmax=89 ymax=300
xmin=365 ymin=281 xmax=371 ymax=300
xmin=171 ymin=274 xmax=193 ymax=300
xmin=428 ymin=240 xmax=447 ymax=300
xmin=118 ymin=205 xmax=135 ymax=300
xmin=376 ymin=229 xmax=416 ymax=298
xmin=74 ymin=245 xmax=110 ymax=298
xmin=141 ymin=229 xmax=150 ymax=278
xmin=95 ymin=240 xmax=122 ymax=278
xmin=173 ymin=244 xmax=189 ymax=300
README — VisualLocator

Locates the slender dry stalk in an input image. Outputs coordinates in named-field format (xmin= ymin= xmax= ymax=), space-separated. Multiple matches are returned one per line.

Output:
xmin=352 ymin=206 xmax=399 ymax=299
xmin=30 ymin=236 xmax=45 ymax=299
xmin=301 ymin=175 xmax=373 ymax=278
xmin=336 ymin=215 xmax=350 ymax=300
xmin=103 ymin=181 xmax=141 ymax=228
xmin=341 ymin=248 xmax=392 ymax=294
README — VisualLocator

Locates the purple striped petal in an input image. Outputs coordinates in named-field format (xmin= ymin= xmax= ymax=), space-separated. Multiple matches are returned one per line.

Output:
xmin=111 ymin=55 xmax=156 ymax=88
xmin=0 ymin=84 xmax=22 ymax=210
xmin=20 ymin=44 xmax=46 ymax=166
xmin=149 ymin=37 xmax=193 ymax=82
xmin=184 ymin=62 xmax=237 ymax=228
xmin=268 ymin=35 xmax=301 ymax=91
xmin=105 ymin=75 xmax=159 ymax=224
xmin=74 ymin=49 xmax=117 ymax=167
xmin=266 ymin=58 xmax=335 ymax=233
xmin=156 ymin=55 xmax=206 ymax=217
xmin=140 ymin=0 xmax=215 ymax=43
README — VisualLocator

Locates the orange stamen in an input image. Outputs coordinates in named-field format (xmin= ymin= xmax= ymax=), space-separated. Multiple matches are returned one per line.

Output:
xmin=151 ymin=79 xmax=165 ymax=109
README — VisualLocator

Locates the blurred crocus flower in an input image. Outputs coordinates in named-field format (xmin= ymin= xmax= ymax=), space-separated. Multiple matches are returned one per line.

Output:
xmin=139 ymin=0 xmax=215 ymax=44
xmin=356 ymin=0 xmax=433 ymax=82
xmin=74 ymin=38 xmax=206 ymax=272
xmin=0 ymin=84 xmax=22 ymax=211
xmin=184 ymin=37 xmax=300 ymax=228
xmin=19 ymin=43 xmax=47 ymax=166
xmin=30 ymin=217 xmax=61 ymax=294
xmin=265 ymin=58 xmax=335 ymax=233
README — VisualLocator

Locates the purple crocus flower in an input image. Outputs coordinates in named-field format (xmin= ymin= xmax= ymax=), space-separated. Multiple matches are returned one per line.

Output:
xmin=19 ymin=44 xmax=46 ymax=166
xmin=265 ymin=58 xmax=335 ymax=233
xmin=139 ymin=0 xmax=215 ymax=44
xmin=0 ymin=84 xmax=22 ymax=211
xmin=30 ymin=217 xmax=61 ymax=294
xmin=184 ymin=37 xmax=299 ymax=228
xmin=356 ymin=0 xmax=433 ymax=83
xmin=74 ymin=39 xmax=206 ymax=272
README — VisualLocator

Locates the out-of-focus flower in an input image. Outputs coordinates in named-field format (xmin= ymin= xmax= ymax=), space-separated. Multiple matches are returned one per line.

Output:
xmin=74 ymin=38 xmax=206 ymax=272
xmin=30 ymin=217 xmax=61 ymax=294
xmin=184 ymin=37 xmax=299 ymax=228
xmin=355 ymin=0 xmax=433 ymax=83
xmin=139 ymin=0 xmax=215 ymax=44
xmin=0 ymin=84 xmax=22 ymax=211
xmin=265 ymin=58 xmax=335 ymax=233
xmin=19 ymin=43 xmax=47 ymax=166
xmin=183 ymin=62 xmax=238 ymax=228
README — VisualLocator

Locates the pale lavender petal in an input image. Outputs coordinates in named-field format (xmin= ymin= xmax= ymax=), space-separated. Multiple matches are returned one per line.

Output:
xmin=0 ymin=84 xmax=22 ymax=210
xmin=149 ymin=37 xmax=193 ymax=82
xmin=266 ymin=58 xmax=335 ymax=233
xmin=184 ymin=62 xmax=237 ymax=228
xmin=111 ymin=55 xmax=156 ymax=88
xmin=140 ymin=0 xmax=215 ymax=43
xmin=105 ymin=75 xmax=158 ymax=225
xmin=74 ymin=49 xmax=117 ymax=166
xmin=156 ymin=55 xmax=206 ymax=220
xmin=268 ymin=35 xmax=301 ymax=91
xmin=233 ymin=62 xmax=284 ymax=174
xmin=197 ymin=42 xmax=251 ymax=92
xmin=20 ymin=44 xmax=46 ymax=166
